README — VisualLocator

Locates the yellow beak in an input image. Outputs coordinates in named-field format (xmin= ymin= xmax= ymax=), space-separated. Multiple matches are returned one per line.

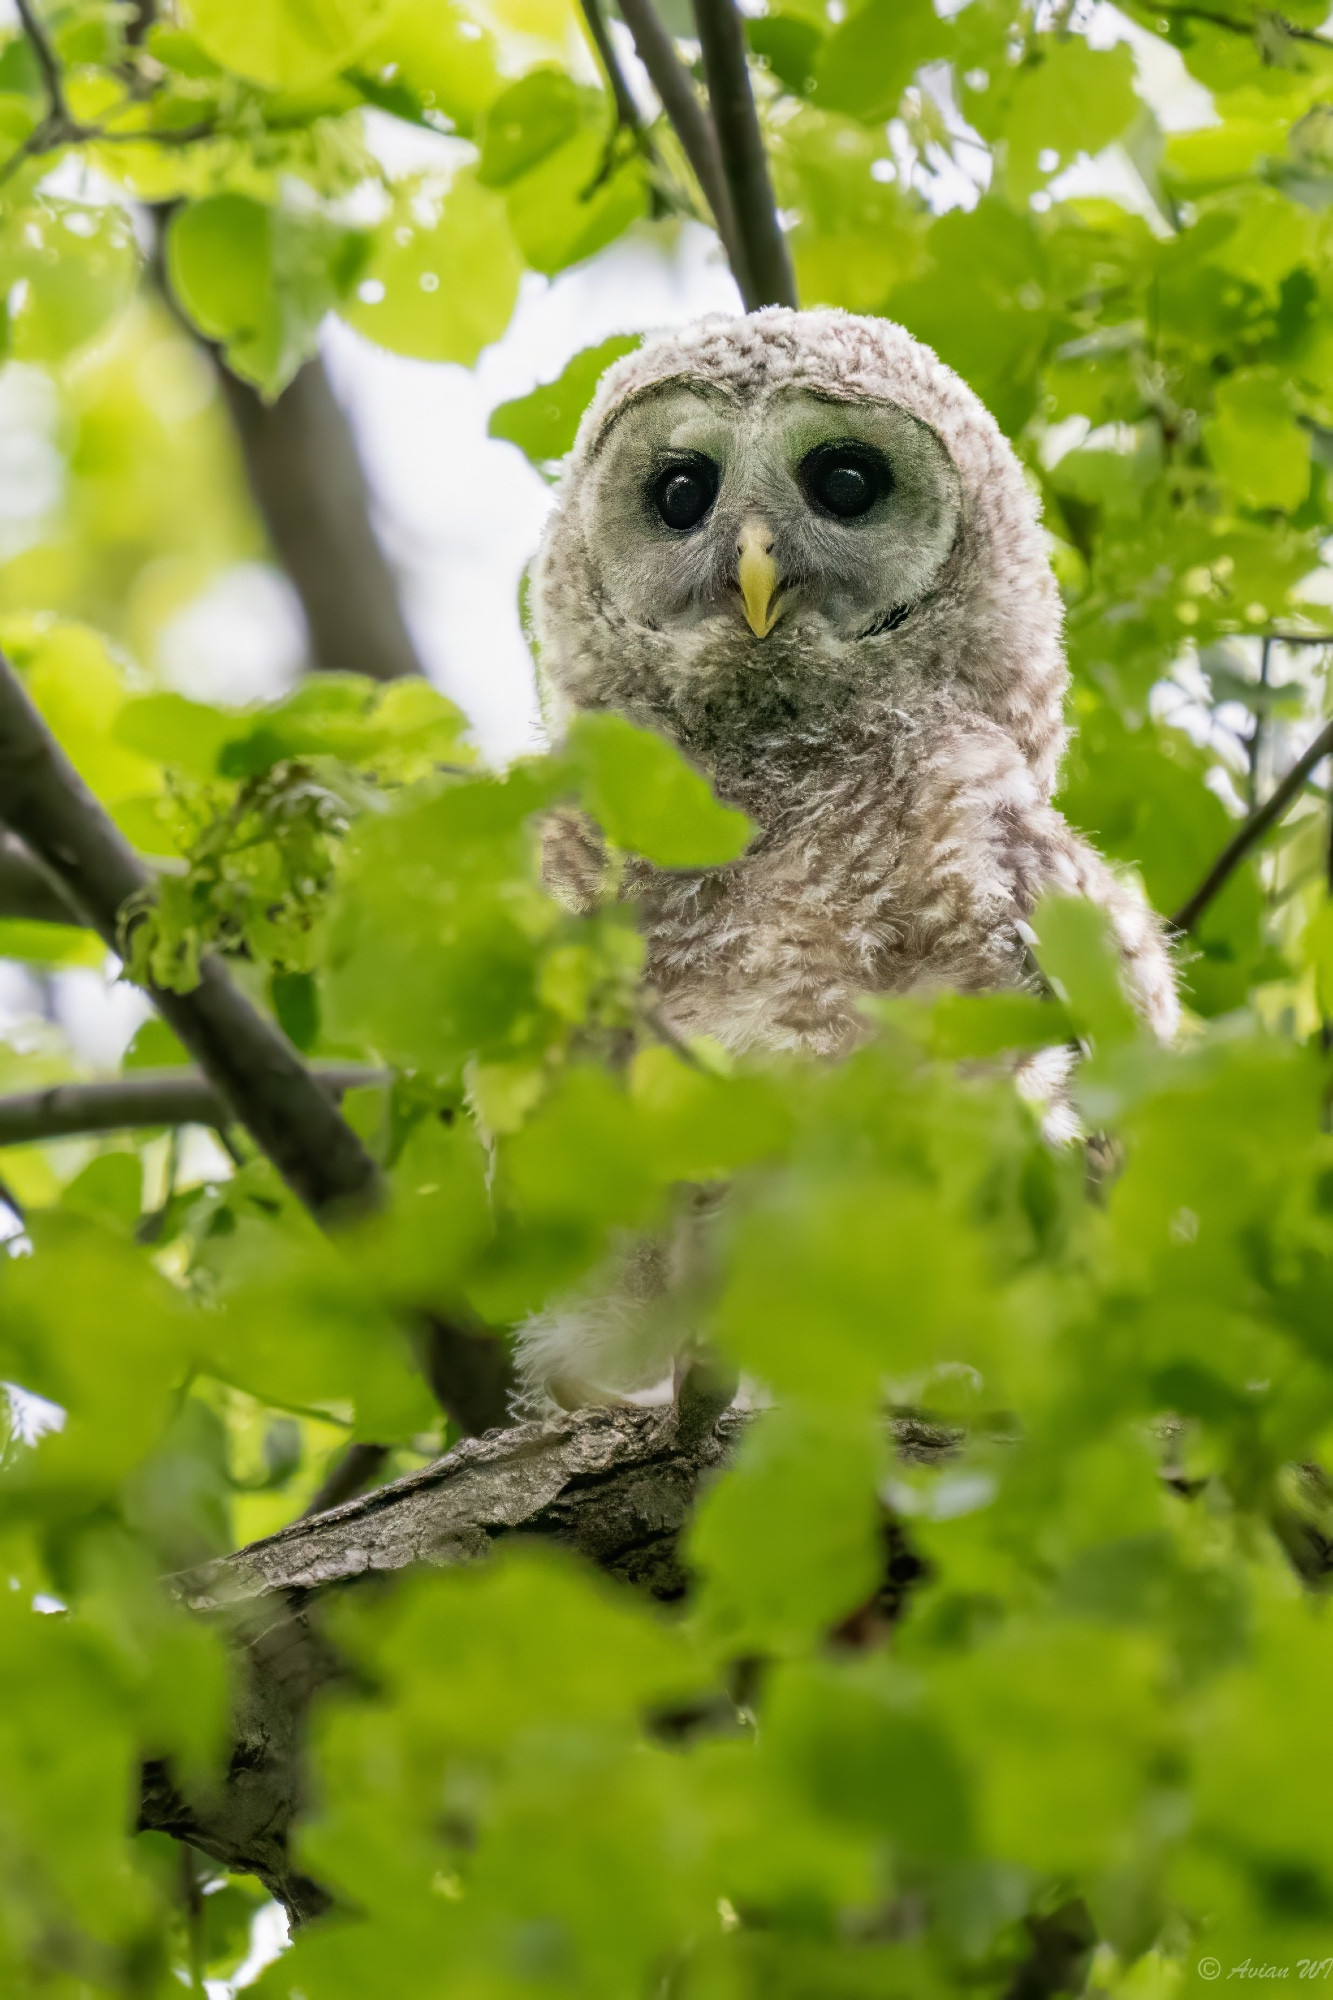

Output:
xmin=737 ymin=519 xmax=782 ymax=638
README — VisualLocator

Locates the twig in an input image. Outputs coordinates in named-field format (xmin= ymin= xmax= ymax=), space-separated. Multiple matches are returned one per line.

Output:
xmin=0 ymin=650 xmax=381 ymax=1220
xmin=616 ymin=0 xmax=753 ymax=302
xmin=1152 ymin=1 xmax=1333 ymax=47
xmin=1248 ymin=636 xmax=1272 ymax=810
xmin=579 ymin=0 xmax=645 ymax=137
xmin=1172 ymin=717 xmax=1333 ymax=933
xmin=691 ymin=0 xmax=796 ymax=309
xmin=1 ymin=1 xmax=215 ymax=188
xmin=14 ymin=0 xmax=68 ymax=122
xmin=180 ymin=1843 xmax=205 ymax=1993
xmin=0 ymin=1066 xmax=383 ymax=1148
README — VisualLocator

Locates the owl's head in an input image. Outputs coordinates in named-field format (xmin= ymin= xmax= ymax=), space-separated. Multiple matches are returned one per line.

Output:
xmin=534 ymin=309 xmax=1067 ymax=801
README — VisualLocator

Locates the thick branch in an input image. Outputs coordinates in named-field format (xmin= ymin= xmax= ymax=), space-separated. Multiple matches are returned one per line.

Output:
xmin=0 ymin=1066 xmax=382 ymax=1148
xmin=690 ymin=0 xmax=796 ymax=309
xmin=142 ymin=1406 xmax=739 ymax=1913
xmin=0 ymin=651 xmax=380 ymax=1219
xmin=180 ymin=1402 xmax=739 ymax=1613
xmin=216 ymin=359 xmax=426 ymax=684
xmin=1172 ymin=717 xmax=1333 ymax=933
xmin=143 ymin=1404 xmax=951 ymax=1917
xmin=616 ymin=0 xmax=753 ymax=302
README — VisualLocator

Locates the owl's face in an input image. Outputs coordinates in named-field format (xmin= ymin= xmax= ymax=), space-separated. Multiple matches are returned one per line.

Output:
xmin=581 ymin=379 xmax=962 ymax=646
xmin=537 ymin=310 xmax=1069 ymax=801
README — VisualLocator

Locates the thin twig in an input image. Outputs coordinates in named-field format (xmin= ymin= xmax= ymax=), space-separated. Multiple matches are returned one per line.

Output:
xmin=691 ymin=0 xmax=796 ymax=309
xmin=579 ymin=0 xmax=645 ymax=137
xmin=0 ymin=1066 xmax=384 ymax=1149
xmin=1172 ymin=717 xmax=1333 ymax=933
xmin=1 ymin=2 xmax=215 ymax=188
xmin=180 ymin=1843 xmax=205 ymax=1993
xmin=14 ymin=0 xmax=69 ymax=122
xmin=1152 ymin=1 xmax=1333 ymax=47
xmin=1248 ymin=636 xmax=1272 ymax=810
xmin=616 ymin=0 xmax=753 ymax=301
xmin=0 ymin=650 xmax=381 ymax=1220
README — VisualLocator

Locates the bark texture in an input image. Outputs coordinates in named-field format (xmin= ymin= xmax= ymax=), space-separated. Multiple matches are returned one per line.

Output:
xmin=142 ymin=1404 xmax=744 ymax=1917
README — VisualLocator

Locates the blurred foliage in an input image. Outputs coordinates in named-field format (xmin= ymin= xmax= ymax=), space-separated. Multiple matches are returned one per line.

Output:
xmin=1 ymin=0 xmax=1333 ymax=1994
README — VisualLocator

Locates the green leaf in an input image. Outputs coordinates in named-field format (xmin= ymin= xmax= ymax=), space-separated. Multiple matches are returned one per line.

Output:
xmin=184 ymin=0 xmax=393 ymax=89
xmin=477 ymin=67 xmax=584 ymax=187
xmin=488 ymin=333 xmax=640 ymax=469
xmin=0 ymin=1213 xmax=198 ymax=1493
xmin=113 ymin=692 xmax=239 ymax=779
xmin=324 ymin=764 xmax=561 ymax=1072
xmin=568 ymin=713 xmax=754 ymax=868
xmin=689 ymin=1404 xmax=885 ymax=1656
xmin=503 ymin=122 xmax=648 ymax=276
xmin=342 ymin=169 xmax=522 ymax=365
xmin=1001 ymin=40 xmax=1138 ymax=199
xmin=1205 ymin=367 xmax=1312 ymax=512
xmin=1030 ymin=893 xmax=1140 ymax=1052
xmin=767 ymin=1656 xmax=974 ymax=1860
xmin=747 ymin=11 xmax=825 ymax=96
xmin=168 ymin=195 xmax=369 ymax=398
xmin=813 ymin=0 xmax=950 ymax=123
xmin=349 ymin=0 xmax=504 ymax=136
xmin=917 ymin=990 xmax=1078 ymax=1060
xmin=208 ymin=1220 xmax=437 ymax=1442
xmin=0 ymin=198 xmax=138 ymax=363
xmin=887 ymin=201 xmax=1050 ymax=436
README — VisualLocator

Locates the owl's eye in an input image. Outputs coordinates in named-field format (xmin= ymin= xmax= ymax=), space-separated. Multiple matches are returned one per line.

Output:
xmin=651 ymin=456 xmax=719 ymax=532
xmin=800 ymin=443 xmax=889 ymax=520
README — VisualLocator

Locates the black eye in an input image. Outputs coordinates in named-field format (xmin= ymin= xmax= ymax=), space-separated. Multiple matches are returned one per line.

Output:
xmin=652 ymin=456 xmax=719 ymax=532
xmin=800 ymin=443 xmax=889 ymax=520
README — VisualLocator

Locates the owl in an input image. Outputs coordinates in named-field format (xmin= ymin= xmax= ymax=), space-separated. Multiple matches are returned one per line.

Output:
xmin=520 ymin=307 xmax=1177 ymax=1408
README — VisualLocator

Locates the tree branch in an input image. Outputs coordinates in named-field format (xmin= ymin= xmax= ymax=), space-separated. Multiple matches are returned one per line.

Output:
xmin=0 ymin=1065 xmax=382 ymax=1148
xmin=215 ymin=360 xmax=428 ymax=684
xmin=580 ymin=0 xmax=646 ymax=138
xmin=1172 ymin=717 xmax=1333 ymax=933
xmin=616 ymin=0 xmax=754 ymax=304
xmin=690 ymin=0 xmax=796 ymax=309
xmin=143 ymin=1406 xmax=743 ymax=1915
xmin=0 ymin=830 xmax=83 ymax=925
xmin=143 ymin=1403 xmax=948 ymax=1918
xmin=0 ymin=650 xmax=381 ymax=1220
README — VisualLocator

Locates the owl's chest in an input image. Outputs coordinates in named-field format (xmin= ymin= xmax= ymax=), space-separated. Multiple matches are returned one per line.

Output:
xmin=632 ymin=792 xmax=913 ymax=1054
